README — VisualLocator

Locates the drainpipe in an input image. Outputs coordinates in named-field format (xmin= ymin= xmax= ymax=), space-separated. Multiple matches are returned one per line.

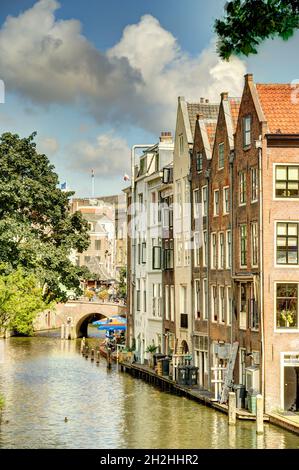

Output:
xmin=205 ymin=167 xmax=211 ymax=390
xmin=256 ymin=137 xmax=265 ymax=408
xmin=229 ymin=151 xmax=235 ymax=347
xmin=130 ymin=145 xmax=153 ymax=348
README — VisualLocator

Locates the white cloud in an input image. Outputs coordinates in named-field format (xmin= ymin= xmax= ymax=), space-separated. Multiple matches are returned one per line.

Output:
xmin=68 ymin=132 xmax=130 ymax=178
xmin=37 ymin=136 xmax=59 ymax=155
xmin=0 ymin=1 xmax=247 ymax=133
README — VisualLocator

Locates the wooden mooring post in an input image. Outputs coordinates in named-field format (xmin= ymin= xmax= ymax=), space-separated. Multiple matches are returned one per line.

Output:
xmin=96 ymin=350 xmax=100 ymax=364
xmin=256 ymin=394 xmax=264 ymax=435
xmin=90 ymin=349 xmax=95 ymax=362
xmin=107 ymin=348 xmax=112 ymax=369
xmin=228 ymin=392 xmax=236 ymax=426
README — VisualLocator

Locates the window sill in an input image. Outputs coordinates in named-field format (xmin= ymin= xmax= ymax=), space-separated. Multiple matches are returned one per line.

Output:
xmin=274 ymin=328 xmax=299 ymax=333
xmin=251 ymin=199 xmax=258 ymax=204
xmin=243 ymin=145 xmax=252 ymax=152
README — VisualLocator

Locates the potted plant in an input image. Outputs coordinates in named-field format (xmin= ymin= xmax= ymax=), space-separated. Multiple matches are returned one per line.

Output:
xmin=84 ymin=289 xmax=94 ymax=302
xmin=98 ymin=289 xmax=109 ymax=302
xmin=146 ymin=344 xmax=158 ymax=368
xmin=280 ymin=309 xmax=295 ymax=328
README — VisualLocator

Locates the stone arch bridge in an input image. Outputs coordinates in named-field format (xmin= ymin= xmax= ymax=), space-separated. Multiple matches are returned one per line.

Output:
xmin=36 ymin=301 xmax=127 ymax=339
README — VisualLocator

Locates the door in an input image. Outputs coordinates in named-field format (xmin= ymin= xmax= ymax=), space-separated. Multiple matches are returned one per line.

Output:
xmin=284 ymin=366 xmax=299 ymax=411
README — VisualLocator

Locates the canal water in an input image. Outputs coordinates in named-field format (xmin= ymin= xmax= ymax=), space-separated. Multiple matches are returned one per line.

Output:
xmin=0 ymin=334 xmax=298 ymax=449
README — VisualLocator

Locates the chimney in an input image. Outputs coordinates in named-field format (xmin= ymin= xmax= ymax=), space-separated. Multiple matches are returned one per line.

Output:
xmin=200 ymin=97 xmax=205 ymax=104
xmin=160 ymin=131 xmax=173 ymax=143
xmin=205 ymin=99 xmax=209 ymax=103
xmin=221 ymin=92 xmax=228 ymax=101
xmin=245 ymin=73 xmax=253 ymax=84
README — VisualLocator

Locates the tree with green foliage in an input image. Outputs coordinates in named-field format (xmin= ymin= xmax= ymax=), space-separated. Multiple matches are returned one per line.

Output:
xmin=117 ymin=266 xmax=127 ymax=300
xmin=215 ymin=0 xmax=299 ymax=59
xmin=0 ymin=132 xmax=90 ymax=302
xmin=0 ymin=266 xmax=49 ymax=335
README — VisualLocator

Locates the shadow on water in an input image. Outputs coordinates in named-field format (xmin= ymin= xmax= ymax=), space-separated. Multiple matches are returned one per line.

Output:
xmin=0 ymin=335 xmax=298 ymax=449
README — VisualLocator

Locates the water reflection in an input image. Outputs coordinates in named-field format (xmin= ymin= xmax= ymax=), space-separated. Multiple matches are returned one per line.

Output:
xmin=0 ymin=336 xmax=298 ymax=449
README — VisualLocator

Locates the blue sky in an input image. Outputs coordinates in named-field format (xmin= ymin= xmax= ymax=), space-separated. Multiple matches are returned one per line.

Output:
xmin=0 ymin=0 xmax=299 ymax=197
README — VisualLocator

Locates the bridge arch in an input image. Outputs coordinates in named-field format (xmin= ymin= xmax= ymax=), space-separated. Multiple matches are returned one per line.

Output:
xmin=54 ymin=301 xmax=127 ymax=338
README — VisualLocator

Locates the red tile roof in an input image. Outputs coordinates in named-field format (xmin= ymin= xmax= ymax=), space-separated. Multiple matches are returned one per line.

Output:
xmin=256 ymin=84 xmax=299 ymax=134
xmin=205 ymin=122 xmax=217 ymax=147
xmin=228 ymin=98 xmax=241 ymax=131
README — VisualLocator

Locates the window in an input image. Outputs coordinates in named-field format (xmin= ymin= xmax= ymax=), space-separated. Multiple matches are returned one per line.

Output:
xmin=176 ymin=180 xmax=182 ymax=219
xmin=203 ymin=279 xmax=208 ymax=320
xmin=177 ymin=238 xmax=183 ymax=265
xmin=223 ymin=187 xmax=229 ymax=214
xmin=157 ymin=284 xmax=162 ymax=317
xmin=152 ymin=245 xmax=162 ymax=269
xmin=243 ymin=115 xmax=251 ymax=147
xmin=194 ymin=232 xmax=200 ymax=267
xmin=275 ymin=165 xmax=299 ymax=198
xmin=214 ymin=190 xmax=220 ymax=216
xmin=151 ymin=192 xmax=157 ymax=225
xmin=240 ymin=284 xmax=247 ymax=329
xmin=164 ymin=239 xmax=174 ymax=269
xmin=180 ymin=285 xmax=188 ymax=328
xmin=227 ymin=287 xmax=232 ymax=325
xmin=251 ymin=167 xmax=258 ymax=202
xmin=95 ymin=239 xmax=101 ymax=251
xmin=141 ymin=241 xmax=147 ymax=264
xmin=196 ymin=152 xmax=203 ymax=172
xmin=170 ymin=286 xmax=175 ymax=322
xmin=143 ymin=284 xmax=147 ymax=313
xmin=226 ymin=230 xmax=232 ymax=268
xmin=212 ymin=285 xmax=217 ymax=322
xmin=240 ymin=225 xmax=247 ymax=267
xmin=138 ymin=193 xmax=143 ymax=212
xmin=136 ymin=279 xmax=141 ymax=311
xmin=219 ymin=233 xmax=224 ymax=269
xmin=251 ymin=222 xmax=258 ymax=266
xmin=165 ymin=285 xmax=169 ymax=320
xmin=152 ymin=284 xmax=157 ymax=316
xmin=211 ymin=233 xmax=217 ymax=269
xmin=194 ymin=280 xmax=201 ymax=319
xmin=239 ymin=172 xmax=246 ymax=205
xmin=219 ymin=286 xmax=225 ymax=323
xmin=179 ymin=134 xmax=184 ymax=156
xmin=202 ymin=186 xmax=207 ymax=216
xmin=203 ymin=230 xmax=207 ymax=267
xmin=276 ymin=283 xmax=298 ymax=329
xmin=193 ymin=189 xmax=200 ymax=218
xmin=218 ymin=142 xmax=224 ymax=169
xmin=184 ymin=239 xmax=190 ymax=266
xmin=276 ymin=222 xmax=298 ymax=265
xmin=249 ymin=287 xmax=259 ymax=330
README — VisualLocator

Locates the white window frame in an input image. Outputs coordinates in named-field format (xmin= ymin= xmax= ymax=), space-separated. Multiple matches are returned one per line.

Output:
xmin=274 ymin=281 xmax=299 ymax=333
xmin=251 ymin=167 xmax=258 ymax=203
xmin=214 ymin=189 xmax=220 ymax=216
xmin=227 ymin=286 xmax=232 ymax=326
xmin=193 ymin=188 xmax=200 ymax=218
xmin=239 ymin=172 xmax=246 ymax=206
xmin=273 ymin=163 xmax=299 ymax=201
xmin=202 ymin=186 xmax=207 ymax=217
xmin=219 ymin=232 xmax=224 ymax=270
xmin=251 ymin=222 xmax=258 ymax=267
xmin=226 ymin=230 xmax=232 ymax=269
xmin=165 ymin=285 xmax=169 ymax=320
xmin=203 ymin=279 xmax=208 ymax=320
xmin=170 ymin=286 xmax=175 ymax=322
xmin=203 ymin=230 xmax=207 ymax=267
xmin=223 ymin=186 xmax=230 ymax=214
xmin=194 ymin=279 xmax=201 ymax=319
xmin=211 ymin=232 xmax=217 ymax=269
xmin=275 ymin=220 xmax=299 ymax=268
xmin=219 ymin=286 xmax=225 ymax=323
xmin=218 ymin=142 xmax=225 ymax=170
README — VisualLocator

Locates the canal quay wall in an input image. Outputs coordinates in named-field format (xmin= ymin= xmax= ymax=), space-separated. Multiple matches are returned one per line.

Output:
xmin=118 ymin=360 xmax=299 ymax=436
